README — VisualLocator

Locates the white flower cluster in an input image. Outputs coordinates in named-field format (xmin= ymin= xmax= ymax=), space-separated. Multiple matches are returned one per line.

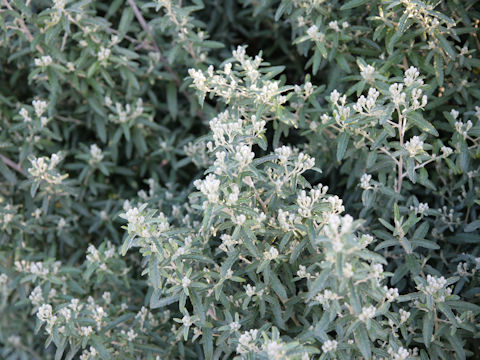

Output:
xmin=34 ymin=55 xmax=53 ymax=67
xmin=371 ymin=263 xmax=384 ymax=280
xmin=32 ymin=99 xmax=48 ymax=117
xmin=15 ymin=260 xmax=61 ymax=276
xmin=330 ymin=89 xmax=350 ymax=125
xmin=296 ymin=265 xmax=312 ymax=279
xmin=454 ymin=118 xmax=473 ymax=138
xmin=399 ymin=309 xmax=410 ymax=323
xmin=264 ymin=246 xmax=279 ymax=261
xmin=388 ymin=346 xmax=410 ymax=360
xmin=410 ymin=87 xmax=428 ymax=110
xmin=79 ymin=346 xmax=98 ymax=360
xmin=353 ymin=88 xmax=380 ymax=114
xmin=53 ymin=0 xmax=66 ymax=10
xmin=107 ymin=98 xmax=144 ymax=124
xmin=314 ymin=289 xmax=340 ymax=310
xmin=358 ymin=305 xmax=376 ymax=322
xmin=323 ymin=214 xmax=354 ymax=252
xmin=404 ymin=66 xmax=423 ymax=87
xmin=404 ymin=136 xmax=424 ymax=157
xmin=219 ymin=234 xmax=241 ymax=252
xmin=194 ymin=174 xmax=221 ymax=204
xmin=264 ymin=340 xmax=286 ymax=360
xmin=29 ymin=286 xmax=44 ymax=306
xmin=384 ymin=286 xmax=400 ymax=302
xmin=268 ymin=147 xmax=316 ymax=192
xmin=277 ymin=209 xmax=301 ymax=232
xmin=389 ymin=83 xmax=406 ymax=106
xmin=306 ymin=25 xmax=325 ymax=42
xmin=236 ymin=329 xmax=259 ymax=354
xmin=441 ymin=146 xmax=453 ymax=157
xmin=120 ymin=207 xmax=149 ymax=238
xmin=188 ymin=68 xmax=208 ymax=92
xmin=97 ymin=46 xmax=111 ymax=62
xmin=360 ymin=64 xmax=376 ymax=82
xmin=234 ymin=144 xmax=255 ymax=168
xmin=89 ymin=144 xmax=104 ymax=164
xmin=360 ymin=173 xmax=372 ymax=189
xmin=410 ymin=202 xmax=429 ymax=214
xmin=189 ymin=47 xmax=288 ymax=107
xmin=28 ymin=153 xmax=67 ymax=186
xmin=86 ymin=242 xmax=116 ymax=270
xmin=322 ymin=339 xmax=338 ymax=353
xmin=297 ymin=187 xmax=327 ymax=218
xmin=37 ymin=303 xmax=57 ymax=334
xmin=417 ymin=274 xmax=451 ymax=301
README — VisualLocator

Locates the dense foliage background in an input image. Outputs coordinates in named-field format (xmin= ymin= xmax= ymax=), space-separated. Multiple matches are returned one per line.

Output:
xmin=0 ymin=0 xmax=479 ymax=359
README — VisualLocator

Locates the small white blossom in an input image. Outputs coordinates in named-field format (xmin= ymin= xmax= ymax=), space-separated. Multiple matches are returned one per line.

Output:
xmin=322 ymin=339 xmax=338 ymax=353
xmin=389 ymin=83 xmax=406 ymax=105
xmin=182 ymin=314 xmax=193 ymax=327
xmin=234 ymin=144 xmax=255 ymax=167
xmin=126 ymin=329 xmax=138 ymax=341
xmin=264 ymin=246 xmax=279 ymax=261
xmin=441 ymin=146 xmax=453 ymax=156
xmin=360 ymin=64 xmax=376 ymax=82
xmin=245 ymin=284 xmax=256 ymax=297
xmin=450 ymin=109 xmax=459 ymax=120
xmin=360 ymin=173 xmax=372 ymax=189
xmin=306 ymin=25 xmax=324 ymax=42
xmin=404 ymin=66 xmax=421 ymax=87
xmin=34 ymin=56 xmax=53 ymax=67
xmin=385 ymin=286 xmax=400 ymax=301
xmin=182 ymin=276 xmax=191 ymax=288
xmin=388 ymin=346 xmax=410 ymax=360
xmin=194 ymin=174 xmax=221 ymax=203
xmin=358 ymin=305 xmax=376 ymax=322
xmin=328 ymin=20 xmax=340 ymax=32
xmin=89 ymin=144 xmax=104 ymax=163
xmin=399 ymin=309 xmax=410 ymax=323
xmin=32 ymin=100 xmax=48 ymax=117
xmin=79 ymin=326 xmax=93 ymax=337
xmin=404 ymin=136 xmax=424 ymax=157
xmin=37 ymin=304 xmax=53 ymax=322
xmin=29 ymin=286 xmax=44 ymax=306
xmin=97 ymin=47 xmax=111 ymax=62
xmin=230 ymin=321 xmax=241 ymax=331
xmin=343 ymin=262 xmax=353 ymax=278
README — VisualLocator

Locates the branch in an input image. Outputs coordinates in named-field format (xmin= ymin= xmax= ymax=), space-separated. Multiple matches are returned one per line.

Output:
xmin=0 ymin=154 xmax=26 ymax=176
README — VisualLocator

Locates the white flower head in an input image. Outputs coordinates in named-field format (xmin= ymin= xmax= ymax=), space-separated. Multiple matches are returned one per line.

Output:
xmin=322 ymin=339 xmax=338 ymax=353
xmin=360 ymin=64 xmax=376 ymax=82
xmin=32 ymin=100 xmax=48 ymax=117
xmin=404 ymin=136 xmax=424 ymax=157
xmin=360 ymin=173 xmax=372 ymax=189
xmin=359 ymin=305 xmax=376 ymax=322
xmin=404 ymin=66 xmax=421 ymax=87
xmin=34 ymin=56 xmax=53 ymax=67
xmin=97 ymin=47 xmax=111 ymax=62
xmin=264 ymin=246 xmax=279 ymax=261
xmin=89 ymin=144 xmax=104 ymax=163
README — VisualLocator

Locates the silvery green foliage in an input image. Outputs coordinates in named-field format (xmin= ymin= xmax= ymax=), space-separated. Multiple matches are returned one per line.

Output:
xmin=0 ymin=0 xmax=479 ymax=359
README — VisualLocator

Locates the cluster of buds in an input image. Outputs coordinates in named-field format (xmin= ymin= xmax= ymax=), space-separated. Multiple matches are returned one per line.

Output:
xmin=107 ymin=98 xmax=144 ymax=124
xmin=417 ymin=274 xmax=452 ymax=302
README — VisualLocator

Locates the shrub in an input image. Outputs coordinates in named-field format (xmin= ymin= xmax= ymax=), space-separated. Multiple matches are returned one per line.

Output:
xmin=0 ymin=0 xmax=479 ymax=359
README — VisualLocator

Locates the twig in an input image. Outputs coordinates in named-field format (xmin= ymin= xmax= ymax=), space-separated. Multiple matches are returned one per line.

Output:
xmin=2 ymin=0 xmax=44 ymax=55
xmin=0 ymin=154 xmax=26 ymax=176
